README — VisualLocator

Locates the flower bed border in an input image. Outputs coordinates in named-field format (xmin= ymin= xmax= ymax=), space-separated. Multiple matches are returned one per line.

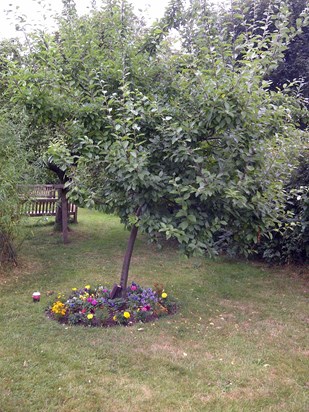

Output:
xmin=46 ymin=282 xmax=177 ymax=328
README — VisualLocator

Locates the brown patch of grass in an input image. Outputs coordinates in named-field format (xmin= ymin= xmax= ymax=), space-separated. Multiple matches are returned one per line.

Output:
xmin=222 ymin=385 xmax=272 ymax=401
xmin=219 ymin=299 xmax=260 ymax=314
xmin=135 ymin=334 xmax=186 ymax=359
xmin=0 ymin=257 xmax=43 ymax=286
xmin=149 ymin=341 xmax=188 ymax=359
xmin=255 ymin=319 xmax=286 ymax=337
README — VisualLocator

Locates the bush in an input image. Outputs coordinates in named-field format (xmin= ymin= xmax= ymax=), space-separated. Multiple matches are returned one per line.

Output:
xmin=258 ymin=153 xmax=309 ymax=264
xmin=0 ymin=114 xmax=29 ymax=264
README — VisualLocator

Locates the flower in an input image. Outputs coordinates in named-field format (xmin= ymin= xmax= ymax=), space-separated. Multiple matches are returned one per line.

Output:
xmin=51 ymin=301 xmax=66 ymax=316
xmin=48 ymin=282 xmax=175 ymax=327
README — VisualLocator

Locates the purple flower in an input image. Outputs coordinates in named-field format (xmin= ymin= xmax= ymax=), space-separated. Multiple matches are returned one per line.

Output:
xmin=91 ymin=299 xmax=98 ymax=306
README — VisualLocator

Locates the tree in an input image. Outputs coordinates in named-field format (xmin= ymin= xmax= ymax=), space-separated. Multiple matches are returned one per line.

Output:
xmin=3 ymin=0 xmax=308 ymax=287
xmin=0 ymin=111 xmax=31 ymax=264
xmin=67 ymin=0 xmax=307 ymax=293
xmin=5 ymin=0 xmax=148 ymax=231
xmin=226 ymin=0 xmax=309 ymax=103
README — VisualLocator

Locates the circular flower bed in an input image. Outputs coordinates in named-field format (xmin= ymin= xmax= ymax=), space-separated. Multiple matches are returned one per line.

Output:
xmin=46 ymin=282 xmax=177 ymax=327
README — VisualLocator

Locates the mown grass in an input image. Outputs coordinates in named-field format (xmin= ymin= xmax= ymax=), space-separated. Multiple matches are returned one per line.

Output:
xmin=0 ymin=209 xmax=308 ymax=411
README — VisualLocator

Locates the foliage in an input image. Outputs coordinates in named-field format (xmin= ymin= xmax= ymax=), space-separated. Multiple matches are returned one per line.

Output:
xmin=69 ymin=0 xmax=307 ymax=260
xmin=0 ymin=112 xmax=31 ymax=264
xmin=3 ymin=0 xmax=308 ymax=272
xmin=226 ymin=0 xmax=309 ymax=103
xmin=257 ymin=152 xmax=309 ymax=263
xmin=47 ymin=282 xmax=176 ymax=327
xmin=5 ymin=0 xmax=151 ymax=185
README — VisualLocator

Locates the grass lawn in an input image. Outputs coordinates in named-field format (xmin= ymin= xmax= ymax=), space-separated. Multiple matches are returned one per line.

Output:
xmin=0 ymin=209 xmax=308 ymax=412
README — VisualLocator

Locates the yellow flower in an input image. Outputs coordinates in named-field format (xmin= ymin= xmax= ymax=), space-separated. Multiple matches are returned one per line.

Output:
xmin=87 ymin=314 xmax=94 ymax=320
xmin=51 ymin=301 xmax=66 ymax=316
xmin=72 ymin=288 xmax=77 ymax=291
xmin=85 ymin=285 xmax=91 ymax=290
xmin=123 ymin=311 xmax=130 ymax=319
xmin=113 ymin=315 xmax=117 ymax=321
xmin=161 ymin=292 xmax=168 ymax=299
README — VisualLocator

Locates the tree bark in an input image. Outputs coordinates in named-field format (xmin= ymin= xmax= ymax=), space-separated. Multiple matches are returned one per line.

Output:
xmin=119 ymin=206 xmax=143 ymax=298
xmin=55 ymin=200 xmax=63 ymax=231
xmin=0 ymin=232 xmax=17 ymax=265
xmin=46 ymin=161 xmax=66 ymax=232
xmin=61 ymin=188 xmax=69 ymax=244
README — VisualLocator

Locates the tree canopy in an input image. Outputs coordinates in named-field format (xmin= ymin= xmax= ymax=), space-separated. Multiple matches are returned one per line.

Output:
xmin=1 ymin=0 xmax=308 ymax=274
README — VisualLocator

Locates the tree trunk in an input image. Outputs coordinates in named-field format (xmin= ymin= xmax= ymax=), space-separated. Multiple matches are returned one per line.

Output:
xmin=46 ymin=162 xmax=66 ymax=232
xmin=61 ymin=189 xmax=69 ymax=244
xmin=119 ymin=206 xmax=143 ymax=298
xmin=0 ymin=231 xmax=17 ymax=265
xmin=54 ymin=202 xmax=63 ymax=231
xmin=54 ymin=188 xmax=69 ymax=243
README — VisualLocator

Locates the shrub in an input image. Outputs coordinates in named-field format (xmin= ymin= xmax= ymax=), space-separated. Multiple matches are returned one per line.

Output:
xmin=0 ymin=114 xmax=29 ymax=264
xmin=258 ymin=153 xmax=309 ymax=264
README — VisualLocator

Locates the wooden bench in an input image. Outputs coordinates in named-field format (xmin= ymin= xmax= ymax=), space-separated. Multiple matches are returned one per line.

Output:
xmin=20 ymin=185 xmax=78 ymax=223
xmin=25 ymin=198 xmax=78 ymax=222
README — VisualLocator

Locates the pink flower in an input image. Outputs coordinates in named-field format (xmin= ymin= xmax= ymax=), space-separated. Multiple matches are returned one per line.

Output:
xmin=141 ymin=305 xmax=151 ymax=311
xmin=131 ymin=285 xmax=137 ymax=291
xmin=91 ymin=299 xmax=98 ymax=306
xmin=87 ymin=297 xmax=93 ymax=303
xmin=81 ymin=309 xmax=87 ymax=314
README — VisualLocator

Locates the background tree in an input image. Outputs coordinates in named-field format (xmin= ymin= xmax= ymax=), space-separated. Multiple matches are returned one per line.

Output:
xmin=0 ymin=110 xmax=31 ymax=264
xmin=227 ymin=0 xmax=309 ymax=103
xmin=67 ymin=0 xmax=307 ymax=293
xmin=257 ymin=149 xmax=309 ymax=264
xmin=5 ymin=0 xmax=149 ymax=228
